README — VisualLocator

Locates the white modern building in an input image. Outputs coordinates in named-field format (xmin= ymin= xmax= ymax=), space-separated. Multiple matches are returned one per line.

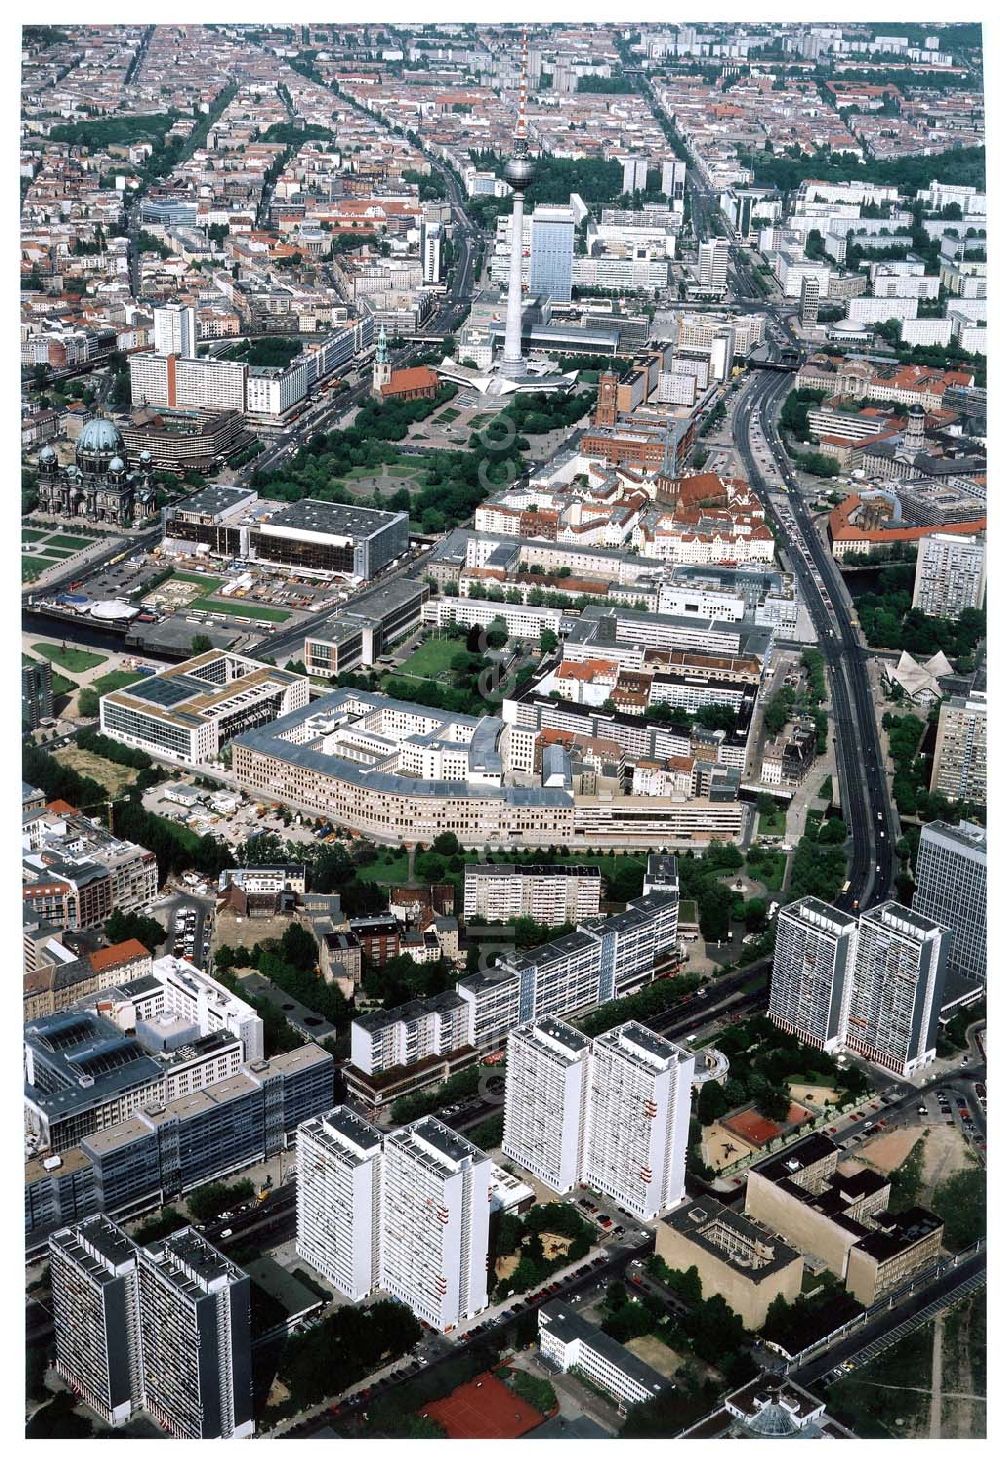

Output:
xmin=502 ymin=1017 xmax=591 ymax=1192
xmin=912 ymin=820 xmax=987 ymax=995
xmin=769 ymin=898 xmax=858 ymax=1052
xmin=697 ymin=239 xmax=730 ymax=294
xmin=296 ymin=1106 xmax=381 ymax=1300
xmin=49 ymin=1217 xmax=145 ymax=1427
xmin=539 ymin=1299 xmax=665 ymax=1409
xmin=153 ymin=304 xmax=197 ymax=359
xmin=581 ymin=1022 xmax=694 ymax=1220
xmin=99 ymin=650 xmax=309 ymax=767
xmin=463 ymin=862 xmax=602 ymax=926
xmin=147 ymin=954 xmax=265 ymax=1063
xmin=379 ymin=1117 xmax=491 ymax=1330
xmin=912 ymin=533 xmax=986 ymax=619
xmin=930 ymin=693 xmax=987 ymax=804
xmin=844 ymin=902 xmax=950 ymax=1076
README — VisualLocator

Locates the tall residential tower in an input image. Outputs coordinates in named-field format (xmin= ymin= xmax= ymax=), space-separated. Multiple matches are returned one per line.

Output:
xmin=769 ymin=897 xmax=858 ymax=1051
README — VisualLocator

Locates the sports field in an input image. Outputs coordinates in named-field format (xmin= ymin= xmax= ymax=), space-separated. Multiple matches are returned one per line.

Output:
xmin=193 ymin=597 xmax=291 ymax=623
xmin=421 ymin=1372 xmax=544 ymax=1439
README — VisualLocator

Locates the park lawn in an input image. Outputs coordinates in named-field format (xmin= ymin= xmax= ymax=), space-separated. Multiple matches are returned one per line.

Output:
xmin=433 ymin=407 xmax=460 ymax=425
xmin=31 ymin=642 xmax=108 ymax=673
xmin=818 ymin=775 xmax=833 ymax=800
xmin=90 ymin=668 xmax=145 ymax=695
xmin=35 ymin=546 xmax=80 ymax=559
xmin=386 ymin=462 xmax=426 ymax=479
xmin=395 ymin=636 xmax=467 ymax=680
xmin=23 ymin=556 xmax=62 ymax=579
xmin=355 ymin=852 xmax=414 ymax=885
xmin=193 ymin=597 xmax=291 ymax=623
xmin=21 ymin=529 xmax=47 ymax=542
xmin=45 ymin=535 xmax=92 ymax=549
xmin=679 ymin=898 xmax=698 ymax=926
xmin=170 ymin=571 xmax=224 ymax=594
xmin=468 ymin=413 xmax=494 ymax=429
xmin=758 ymin=806 xmax=787 ymax=836
xmin=753 ymin=853 xmax=787 ymax=894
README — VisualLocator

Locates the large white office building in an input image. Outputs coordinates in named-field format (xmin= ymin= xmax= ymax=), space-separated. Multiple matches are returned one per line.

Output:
xmin=912 ymin=820 xmax=987 ymax=996
xmin=844 ymin=903 xmax=950 ymax=1077
xmin=502 ymin=1017 xmax=591 ymax=1192
xmin=769 ymin=898 xmax=858 ymax=1052
xmin=49 ymin=1216 xmax=145 ymax=1427
xmin=296 ymin=1107 xmax=381 ymax=1300
xmin=581 ymin=1022 xmax=695 ymax=1220
xmin=462 ymin=862 xmax=602 ymax=926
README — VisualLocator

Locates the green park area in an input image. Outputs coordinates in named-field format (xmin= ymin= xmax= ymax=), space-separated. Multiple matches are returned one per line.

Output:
xmin=31 ymin=642 xmax=108 ymax=673
xmin=89 ymin=668 xmax=144 ymax=696
xmin=756 ymin=800 xmax=787 ymax=837
xmin=170 ymin=570 xmax=225 ymax=595
xmin=433 ymin=406 xmax=461 ymax=426
xmin=22 ymin=556 xmax=60 ymax=581
xmin=45 ymin=534 xmax=92 ymax=550
xmin=355 ymin=850 xmax=415 ymax=886
xmin=193 ymin=597 xmax=291 ymax=623
xmin=22 ymin=528 xmax=47 ymax=542
xmin=393 ymin=636 xmax=468 ymax=682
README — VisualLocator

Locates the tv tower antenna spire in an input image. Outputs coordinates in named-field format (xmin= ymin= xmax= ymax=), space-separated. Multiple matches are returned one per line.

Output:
xmin=501 ymin=27 xmax=536 ymax=379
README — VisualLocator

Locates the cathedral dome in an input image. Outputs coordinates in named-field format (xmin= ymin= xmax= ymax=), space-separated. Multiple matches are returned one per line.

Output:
xmin=76 ymin=417 xmax=126 ymax=475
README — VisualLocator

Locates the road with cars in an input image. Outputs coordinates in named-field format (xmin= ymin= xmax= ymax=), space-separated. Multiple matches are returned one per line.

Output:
xmin=732 ymin=365 xmax=895 ymax=913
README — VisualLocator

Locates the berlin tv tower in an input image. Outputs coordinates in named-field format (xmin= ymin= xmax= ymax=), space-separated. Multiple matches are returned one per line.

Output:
xmin=500 ymin=30 xmax=535 ymax=380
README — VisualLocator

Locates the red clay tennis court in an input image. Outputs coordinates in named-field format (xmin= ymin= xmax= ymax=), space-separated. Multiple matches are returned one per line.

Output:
xmin=722 ymin=1102 xmax=811 ymax=1147
xmin=420 ymin=1371 xmax=545 ymax=1439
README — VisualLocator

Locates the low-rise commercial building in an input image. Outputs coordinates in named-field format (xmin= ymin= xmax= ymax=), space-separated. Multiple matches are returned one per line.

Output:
xmin=99 ymin=650 xmax=308 ymax=766
xmin=463 ymin=862 xmax=602 ymax=926
xmin=655 ymin=1196 xmax=803 ymax=1329
xmin=538 ymin=1300 xmax=666 ymax=1409
xmin=744 ymin=1134 xmax=943 ymax=1305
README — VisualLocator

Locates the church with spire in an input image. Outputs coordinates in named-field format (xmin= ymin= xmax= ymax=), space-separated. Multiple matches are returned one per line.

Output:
xmin=371 ymin=321 xmax=439 ymax=404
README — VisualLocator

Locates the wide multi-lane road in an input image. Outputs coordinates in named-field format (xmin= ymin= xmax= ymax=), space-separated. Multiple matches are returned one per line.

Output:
xmin=733 ymin=365 xmax=895 ymax=912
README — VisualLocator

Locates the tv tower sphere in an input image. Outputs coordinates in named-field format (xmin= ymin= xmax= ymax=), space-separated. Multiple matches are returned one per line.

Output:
xmin=504 ymin=152 xmax=536 ymax=190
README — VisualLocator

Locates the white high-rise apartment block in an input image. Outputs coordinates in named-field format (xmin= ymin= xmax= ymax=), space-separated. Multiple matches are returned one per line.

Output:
xmin=800 ymin=275 xmax=821 ymax=327
xmin=380 ymin=1117 xmax=491 ymax=1329
xmin=581 ymin=1022 xmax=694 ymax=1220
xmin=769 ymin=898 xmax=858 ymax=1051
xmin=930 ymin=693 xmax=987 ymax=804
xmin=502 ymin=1017 xmax=591 ymax=1192
xmin=463 ymin=862 xmax=602 ymax=926
xmin=153 ymin=303 xmax=197 ymax=358
xmin=421 ymin=221 xmax=442 ymax=285
xmin=622 ymin=156 xmax=649 ymax=193
xmin=137 ymin=1228 xmax=254 ymax=1440
xmin=844 ymin=902 xmax=950 ymax=1077
xmin=912 ymin=533 xmax=986 ymax=619
xmin=296 ymin=1107 xmax=381 ymax=1299
xmin=49 ymin=1216 xmax=145 ymax=1427
xmin=697 ymin=240 xmax=730 ymax=293
xmin=912 ymin=820 xmax=987 ymax=994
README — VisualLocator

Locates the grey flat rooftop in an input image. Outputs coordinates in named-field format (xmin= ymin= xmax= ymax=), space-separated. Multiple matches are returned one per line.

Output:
xmin=662 ymin=1196 xmax=801 ymax=1281
xmin=540 ymin=1300 xmax=666 ymax=1395
xmin=260 ymin=498 xmax=404 ymax=538
xmin=172 ymin=484 xmax=256 ymax=518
